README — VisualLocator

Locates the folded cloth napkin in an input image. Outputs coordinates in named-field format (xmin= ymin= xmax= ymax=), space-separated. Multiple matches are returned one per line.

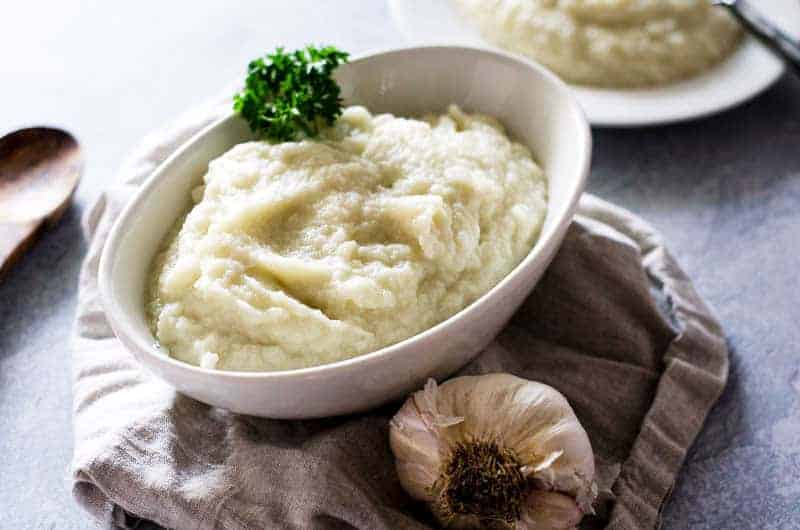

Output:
xmin=71 ymin=97 xmax=728 ymax=530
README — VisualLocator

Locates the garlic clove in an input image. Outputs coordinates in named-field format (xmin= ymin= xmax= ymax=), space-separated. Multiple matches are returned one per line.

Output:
xmin=390 ymin=380 xmax=467 ymax=500
xmin=438 ymin=375 xmax=596 ymax=504
xmin=389 ymin=375 xmax=597 ymax=527
xmin=394 ymin=460 xmax=440 ymax=503
xmin=493 ymin=378 xmax=596 ymax=510
xmin=518 ymin=490 xmax=583 ymax=530
xmin=389 ymin=396 xmax=445 ymax=500
xmin=530 ymin=462 xmax=596 ymax=514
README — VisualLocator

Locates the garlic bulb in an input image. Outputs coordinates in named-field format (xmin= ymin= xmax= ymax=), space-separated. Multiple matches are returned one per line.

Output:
xmin=389 ymin=374 xmax=596 ymax=530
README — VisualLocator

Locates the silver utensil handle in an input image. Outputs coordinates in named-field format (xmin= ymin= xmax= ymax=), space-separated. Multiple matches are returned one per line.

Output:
xmin=717 ymin=0 xmax=800 ymax=76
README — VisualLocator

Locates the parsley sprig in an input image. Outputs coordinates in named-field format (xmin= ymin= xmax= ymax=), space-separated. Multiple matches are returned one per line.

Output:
xmin=233 ymin=46 xmax=349 ymax=143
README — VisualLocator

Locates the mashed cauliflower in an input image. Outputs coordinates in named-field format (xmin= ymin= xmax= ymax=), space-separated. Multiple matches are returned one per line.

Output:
xmin=147 ymin=105 xmax=547 ymax=371
xmin=453 ymin=0 xmax=743 ymax=87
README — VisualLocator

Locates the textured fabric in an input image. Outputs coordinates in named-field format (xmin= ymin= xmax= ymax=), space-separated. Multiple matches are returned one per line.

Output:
xmin=70 ymin=98 xmax=728 ymax=530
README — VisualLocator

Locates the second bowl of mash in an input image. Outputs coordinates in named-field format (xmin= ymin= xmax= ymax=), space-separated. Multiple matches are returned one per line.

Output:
xmin=452 ymin=0 xmax=743 ymax=88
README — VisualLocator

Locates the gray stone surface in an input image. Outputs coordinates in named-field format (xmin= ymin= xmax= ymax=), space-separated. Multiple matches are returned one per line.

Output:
xmin=0 ymin=1 xmax=797 ymax=528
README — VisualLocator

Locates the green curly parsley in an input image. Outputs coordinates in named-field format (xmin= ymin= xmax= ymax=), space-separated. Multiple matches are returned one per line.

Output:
xmin=233 ymin=45 xmax=349 ymax=143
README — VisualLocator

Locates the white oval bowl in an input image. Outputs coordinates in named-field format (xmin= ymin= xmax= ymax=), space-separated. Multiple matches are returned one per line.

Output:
xmin=98 ymin=46 xmax=591 ymax=419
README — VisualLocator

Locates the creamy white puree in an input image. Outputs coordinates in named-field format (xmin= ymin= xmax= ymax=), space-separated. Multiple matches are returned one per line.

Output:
xmin=453 ymin=0 xmax=742 ymax=87
xmin=148 ymin=105 xmax=547 ymax=371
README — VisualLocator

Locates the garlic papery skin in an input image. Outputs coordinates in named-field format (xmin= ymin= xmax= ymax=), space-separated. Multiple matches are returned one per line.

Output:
xmin=521 ymin=491 xmax=583 ymax=529
xmin=389 ymin=374 xmax=596 ymax=529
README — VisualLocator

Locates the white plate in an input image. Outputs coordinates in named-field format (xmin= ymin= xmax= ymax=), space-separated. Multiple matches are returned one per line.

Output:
xmin=388 ymin=0 xmax=800 ymax=127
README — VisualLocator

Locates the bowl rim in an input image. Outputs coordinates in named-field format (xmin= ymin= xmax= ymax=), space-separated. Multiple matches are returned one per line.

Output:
xmin=98 ymin=44 xmax=591 ymax=381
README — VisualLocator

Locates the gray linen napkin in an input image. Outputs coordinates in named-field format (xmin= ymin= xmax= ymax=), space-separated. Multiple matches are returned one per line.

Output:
xmin=71 ymin=98 xmax=728 ymax=530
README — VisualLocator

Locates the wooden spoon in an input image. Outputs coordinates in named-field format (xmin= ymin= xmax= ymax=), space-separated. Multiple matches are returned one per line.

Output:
xmin=0 ymin=127 xmax=83 ymax=279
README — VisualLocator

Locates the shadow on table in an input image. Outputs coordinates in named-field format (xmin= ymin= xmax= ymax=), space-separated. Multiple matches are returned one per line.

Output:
xmin=0 ymin=203 xmax=86 ymax=362
xmin=589 ymin=74 xmax=800 ymax=209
